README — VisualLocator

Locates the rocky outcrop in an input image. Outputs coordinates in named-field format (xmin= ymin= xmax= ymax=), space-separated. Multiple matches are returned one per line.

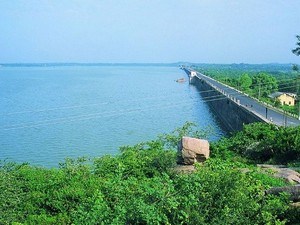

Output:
xmin=260 ymin=165 xmax=300 ymax=205
xmin=177 ymin=137 xmax=209 ymax=165
xmin=266 ymin=185 xmax=300 ymax=202
xmin=257 ymin=164 xmax=300 ymax=184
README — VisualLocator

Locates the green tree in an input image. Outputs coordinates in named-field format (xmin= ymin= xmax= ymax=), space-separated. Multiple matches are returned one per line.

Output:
xmin=292 ymin=35 xmax=300 ymax=56
xmin=292 ymin=35 xmax=300 ymax=119
xmin=292 ymin=64 xmax=299 ymax=72
xmin=252 ymin=72 xmax=278 ymax=98
xmin=239 ymin=73 xmax=252 ymax=92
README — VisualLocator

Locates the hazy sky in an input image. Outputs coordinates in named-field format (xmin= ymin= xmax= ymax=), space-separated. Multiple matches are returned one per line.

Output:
xmin=1 ymin=0 xmax=299 ymax=64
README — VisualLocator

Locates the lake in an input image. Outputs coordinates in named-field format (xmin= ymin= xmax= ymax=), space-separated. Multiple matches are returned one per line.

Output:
xmin=0 ymin=65 xmax=225 ymax=167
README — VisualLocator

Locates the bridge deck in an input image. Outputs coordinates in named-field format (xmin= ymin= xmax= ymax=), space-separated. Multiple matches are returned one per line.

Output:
xmin=186 ymin=68 xmax=300 ymax=127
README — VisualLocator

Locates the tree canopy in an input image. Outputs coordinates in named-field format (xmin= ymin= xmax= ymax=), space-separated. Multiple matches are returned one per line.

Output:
xmin=239 ymin=73 xmax=252 ymax=91
xmin=251 ymin=72 xmax=278 ymax=98
xmin=292 ymin=35 xmax=300 ymax=56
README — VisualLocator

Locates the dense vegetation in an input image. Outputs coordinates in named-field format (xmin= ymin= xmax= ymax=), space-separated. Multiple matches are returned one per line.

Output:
xmin=1 ymin=122 xmax=300 ymax=224
xmin=194 ymin=64 xmax=299 ymax=115
xmin=214 ymin=123 xmax=300 ymax=165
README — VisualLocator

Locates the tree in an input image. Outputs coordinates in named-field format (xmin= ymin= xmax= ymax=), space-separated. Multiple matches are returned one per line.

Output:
xmin=292 ymin=36 xmax=300 ymax=119
xmin=252 ymin=72 xmax=278 ymax=98
xmin=292 ymin=64 xmax=299 ymax=72
xmin=239 ymin=73 xmax=252 ymax=92
xmin=292 ymin=35 xmax=300 ymax=56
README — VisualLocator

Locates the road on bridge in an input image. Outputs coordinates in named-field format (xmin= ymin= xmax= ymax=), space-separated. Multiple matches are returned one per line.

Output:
xmin=194 ymin=71 xmax=300 ymax=127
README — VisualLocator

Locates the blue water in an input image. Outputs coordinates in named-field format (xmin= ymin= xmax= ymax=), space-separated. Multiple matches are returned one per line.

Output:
xmin=0 ymin=66 xmax=224 ymax=167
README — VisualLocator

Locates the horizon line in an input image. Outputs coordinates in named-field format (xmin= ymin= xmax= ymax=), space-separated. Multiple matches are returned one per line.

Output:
xmin=0 ymin=62 xmax=298 ymax=66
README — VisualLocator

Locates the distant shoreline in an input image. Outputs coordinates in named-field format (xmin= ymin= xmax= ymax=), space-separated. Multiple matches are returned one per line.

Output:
xmin=0 ymin=62 xmax=296 ymax=68
xmin=0 ymin=63 xmax=182 ymax=67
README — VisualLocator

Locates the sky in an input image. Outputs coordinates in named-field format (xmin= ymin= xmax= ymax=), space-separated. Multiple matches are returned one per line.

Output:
xmin=0 ymin=0 xmax=299 ymax=64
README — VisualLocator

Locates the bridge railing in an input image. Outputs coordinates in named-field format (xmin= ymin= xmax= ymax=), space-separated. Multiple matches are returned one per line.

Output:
xmin=189 ymin=69 xmax=299 ymax=121
xmin=185 ymin=69 xmax=274 ymax=124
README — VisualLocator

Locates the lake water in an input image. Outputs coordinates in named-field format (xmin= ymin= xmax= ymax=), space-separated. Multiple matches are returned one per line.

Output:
xmin=0 ymin=65 xmax=225 ymax=167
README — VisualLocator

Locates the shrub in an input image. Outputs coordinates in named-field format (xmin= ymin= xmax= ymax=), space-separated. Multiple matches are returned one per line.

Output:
xmin=224 ymin=123 xmax=300 ymax=164
xmin=0 ymin=123 xmax=297 ymax=224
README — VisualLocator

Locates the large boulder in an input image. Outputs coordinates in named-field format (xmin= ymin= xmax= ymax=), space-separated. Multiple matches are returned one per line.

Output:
xmin=177 ymin=137 xmax=209 ymax=165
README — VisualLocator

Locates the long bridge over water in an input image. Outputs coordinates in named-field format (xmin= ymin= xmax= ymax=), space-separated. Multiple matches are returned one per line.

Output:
xmin=183 ymin=68 xmax=300 ymax=132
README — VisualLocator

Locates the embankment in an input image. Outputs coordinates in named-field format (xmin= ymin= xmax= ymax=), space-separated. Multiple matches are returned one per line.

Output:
xmin=192 ymin=75 xmax=266 ymax=132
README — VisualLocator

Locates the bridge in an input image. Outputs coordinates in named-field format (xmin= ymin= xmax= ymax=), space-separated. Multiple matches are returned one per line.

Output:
xmin=182 ymin=68 xmax=300 ymax=132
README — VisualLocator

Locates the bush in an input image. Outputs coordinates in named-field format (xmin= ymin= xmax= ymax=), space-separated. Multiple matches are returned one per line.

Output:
xmin=223 ymin=123 xmax=300 ymax=164
xmin=0 ymin=123 xmax=297 ymax=224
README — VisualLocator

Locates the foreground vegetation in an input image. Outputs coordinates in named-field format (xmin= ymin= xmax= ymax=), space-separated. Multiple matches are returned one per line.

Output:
xmin=1 ymin=122 xmax=300 ymax=224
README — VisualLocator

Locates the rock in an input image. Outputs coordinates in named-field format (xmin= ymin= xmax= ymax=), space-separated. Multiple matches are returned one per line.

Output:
xmin=257 ymin=164 xmax=286 ymax=169
xmin=177 ymin=137 xmax=209 ymax=165
xmin=274 ymin=168 xmax=300 ymax=184
xmin=257 ymin=164 xmax=300 ymax=184
xmin=240 ymin=168 xmax=251 ymax=173
xmin=265 ymin=185 xmax=300 ymax=202
xmin=174 ymin=165 xmax=196 ymax=173
xmin=290 ymin=202 xmax=300 ymax=208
